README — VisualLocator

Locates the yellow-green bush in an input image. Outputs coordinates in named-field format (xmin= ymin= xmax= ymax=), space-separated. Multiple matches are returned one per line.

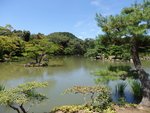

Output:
xmin=103 ymin=107 xmax=116 ymax=113
xmin=50 ymin=105 xmax=93 ymax=113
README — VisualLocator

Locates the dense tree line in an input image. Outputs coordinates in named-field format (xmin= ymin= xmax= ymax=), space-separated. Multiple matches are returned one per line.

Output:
xmin=85 ymin=33 xmax=150 ymax=60
xmin=0 ymin=25 xmax=88 ymax=63
xmin=1 ymin=24 xmax=150 ymax=63
xmin=47 ymin=32 xmax=85 ymax=55
xmin=0 ymin=35 xmax=25 ymax=62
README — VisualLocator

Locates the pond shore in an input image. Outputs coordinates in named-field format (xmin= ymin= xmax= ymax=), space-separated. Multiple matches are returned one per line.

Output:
xmin=115 ymin=105 xmax=150 ymax=113
xmin=49 ymin=105 xmax=150 ymax=113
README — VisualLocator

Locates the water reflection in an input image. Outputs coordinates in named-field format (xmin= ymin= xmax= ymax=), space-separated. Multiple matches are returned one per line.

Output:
xmin=0 ymin=57 xmax=150 ymax=113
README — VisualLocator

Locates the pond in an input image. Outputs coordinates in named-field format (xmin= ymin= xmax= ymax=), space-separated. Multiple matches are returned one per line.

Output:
xmin=0 ymin=56 xmax=150 ymax=113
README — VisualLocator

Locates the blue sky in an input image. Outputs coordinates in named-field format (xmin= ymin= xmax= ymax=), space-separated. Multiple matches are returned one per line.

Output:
xmin=0 ymin=0 xmax=143 ymax=39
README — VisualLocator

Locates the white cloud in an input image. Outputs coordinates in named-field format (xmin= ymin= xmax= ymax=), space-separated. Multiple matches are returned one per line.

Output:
xmin=91 ymin=0 xmax=100 ymax=6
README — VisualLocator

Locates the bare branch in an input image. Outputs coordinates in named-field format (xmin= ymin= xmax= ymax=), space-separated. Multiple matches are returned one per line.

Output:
xmin=9 ymin=104 xmax=20 ymax=113
xmin=20 ymin=103 xmax=27 ymax=113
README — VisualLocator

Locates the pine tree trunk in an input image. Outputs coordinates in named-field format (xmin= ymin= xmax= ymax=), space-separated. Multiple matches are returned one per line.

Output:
xmin=131 ymin=39 xmax=141 ymax=70
xmin=131 ymin=38 xmax=150 ymax=106
xmin=138 ymin=69 xmax=150 ymax=106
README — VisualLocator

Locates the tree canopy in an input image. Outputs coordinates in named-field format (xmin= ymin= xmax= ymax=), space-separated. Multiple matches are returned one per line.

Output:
xmin=47 ymin=32 xmax=85 ymax=55
xmin=0 ymin=36 xmax=25 ymax=61
xmin=24 ymin=38 xmax=60 ymax=66
xmin=0 ymin=81 xmax=48 ymax=113
xmin=96 ymin=0 xmax=150 ymax=106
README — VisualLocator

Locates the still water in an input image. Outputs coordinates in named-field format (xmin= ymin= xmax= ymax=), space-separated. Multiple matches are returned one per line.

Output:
xmin=0 ymin=56 xmax=150 ymax=113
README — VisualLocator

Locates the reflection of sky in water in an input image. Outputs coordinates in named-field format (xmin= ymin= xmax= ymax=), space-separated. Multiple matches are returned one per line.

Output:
xmin=109 ymin=80 xmax=134 ymax=103
xmin=0 ymin=57 xmax=150 ymax=113
xmin=0 ymin=57 xmax=99 ymax=113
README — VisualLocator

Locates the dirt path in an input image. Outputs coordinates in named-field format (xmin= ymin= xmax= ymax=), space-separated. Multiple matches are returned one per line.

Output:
xmin=115 ymin=106 xmax=150 ymax=113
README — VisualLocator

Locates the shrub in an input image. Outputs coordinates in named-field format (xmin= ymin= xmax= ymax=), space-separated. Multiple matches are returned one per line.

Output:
xmin=0 ymin=81 xmax=48 ymax=113
xmin=65 ymin=85 xmax=112 ymax=112
xmin=50 ymin=105 xmax=93 ymax=113
xmin=103 ymin=107 xmax=116 ymax=113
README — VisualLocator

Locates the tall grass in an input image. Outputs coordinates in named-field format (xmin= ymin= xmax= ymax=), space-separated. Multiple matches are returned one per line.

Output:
xmin=115 ymin=82 xmax=127 ymax=98
xmin=0 ymin=84 xmax=5 ymax=91
xmin=115 ymin=82 xmax=127 ymax=105
xmin=130 ymin=80 xmax=142 ymax=103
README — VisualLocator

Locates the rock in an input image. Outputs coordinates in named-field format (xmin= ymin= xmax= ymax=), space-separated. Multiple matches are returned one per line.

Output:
xmin=96 ymin=56 xmax=102 ymax=59
xmin=24 ymin=62 xmax=48 ymax=67
xmin=130 ymin=59 xmax=133 ymax=63
xmin=108 ymin=55 xmax=115 ymax=61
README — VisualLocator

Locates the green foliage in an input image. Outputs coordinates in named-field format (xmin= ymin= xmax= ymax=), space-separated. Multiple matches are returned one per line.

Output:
xmin=4 ymin=24 xmax=13 ymax=31
xmin=0 ymin=25 xmax=12 ymax=36
xmin=0 ymin=36 xmax=25 ymax=61
xmin=94 ymin=65 xmax=143 ymax=105
xmin=114 ymin=82 xmax=127 ymax=106
xmin=0 ymin=81 xmax=48 ymax=105
xmin=95 ymin=75 xmax=119 ymax=84
xmin=84 ymin=38 xmax=95 ymax=49
xmin=0 ymin=81 xmax=48 ymax=113
xmin=51 ymin=105 xmax=116 ymax=113
xmin=95 ymin=0 xmax=150 ymax=62
xmin=84 ymin=36 xmax=109 ymax=58
xmin=95 ymin=70 xmax=127 ymax=77
xmin=0 ymin=27 xmax=87 ymax=62
xmin=115 ymin=82 xmax=127 ymax=98
xmin=24 ymin=38 xmax=60 ymax=64
xmin=65 ymin=85 xmax=108 ymax=95
xmin=22 ymin=31 xmax=30 ymax=42
xmin=91 ymin=89 xmax=112 ymax=112
xmin=94 ymin=65 xmax=139 ymax=84
xmin=84 ymin=35 xmax=131 ymax=60
xmin=0 ymin=85 xmax=5 ymax=91
xmin=65 ymin=86 xmax=112 ymax=112
xmin=84 ymin=48 xmax=98 ymax=57
xmin=117 ymin=97 xmax=126 ymax=106
xmin=129 ymin=79 xmax=142 ymax=103
xmin=103 ymin=107 xmax=116 ymax=113
xmin=30 ymin=33 xmax=46 ymax=40
xmin=51 ymin=105 xmax=93 ymax=113
xmin=48 ymin=32 xmax=71 ymax=47
xmin=94 ymin=68 xmax=127 ymax=84
xmin=108 ymin=65 xmax=131 ymax=72
xmin=47 ymin=32 xmax=85 ymax=55
xmin=109 ymin=45 xmax=123 ymax=58
xmin=97 ymin=35 xmax=112 ymax=47
xmin=17 ymin=81 xmax=48 ymax=91
xmin=105 ymin=45 xmax=130 ymax=60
